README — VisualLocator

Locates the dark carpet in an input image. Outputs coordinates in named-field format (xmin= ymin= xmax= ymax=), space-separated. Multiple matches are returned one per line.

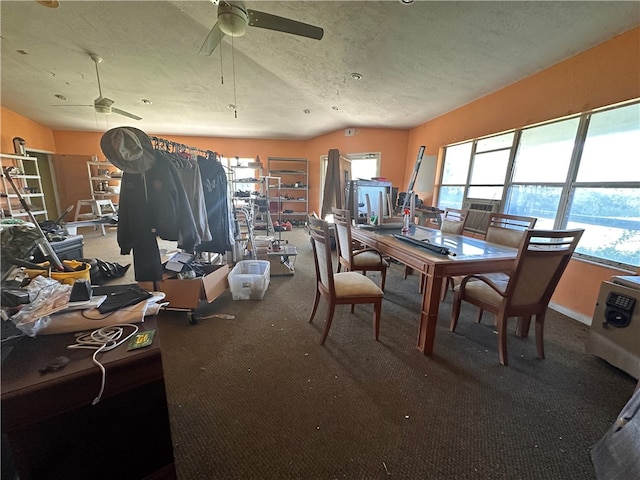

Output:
xmin=106 ymin=227 xmax=635 ymax=479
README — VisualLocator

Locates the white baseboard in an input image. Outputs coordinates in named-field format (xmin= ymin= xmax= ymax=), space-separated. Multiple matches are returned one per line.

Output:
xmin=549 ymin=302 xmax=592 ymax=326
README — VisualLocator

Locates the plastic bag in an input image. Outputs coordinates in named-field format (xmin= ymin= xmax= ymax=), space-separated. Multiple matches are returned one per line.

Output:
xmin=10 ymin=275 xmax=72 ymax=336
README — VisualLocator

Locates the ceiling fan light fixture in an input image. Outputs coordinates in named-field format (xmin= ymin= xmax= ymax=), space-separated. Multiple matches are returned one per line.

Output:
xmin=95 ymin=104 xmax=111 ymax=115
xmin=218 ymin=3 xmax=248 ymax=37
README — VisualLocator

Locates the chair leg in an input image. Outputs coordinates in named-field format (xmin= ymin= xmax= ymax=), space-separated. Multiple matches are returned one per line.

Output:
xmin=441 ymin=277 xmax=453 ymax=302
xmin=373 ymin=298 xmax=382 ymax=340
xmin=403 ymin=265 xmax=410 ymax=279
xmin=320 ymin=299 xmax=337 ymax=345
xmin=450 ymin=291 xmax=462 ymax=332
xmin=308 ymin=290 xmax=321 ymax=323
xmin=535 ymin=312 xmax=546 ymax=359
xmin=476 ymin=308 xmax=484 ymax=323
xmin=380 ymin=265 xmax=387 ymax=292
xmin=497 ymin=314 xmax=509 ymax=366
xmin=516 ymin=316 xmax=532 ymax=338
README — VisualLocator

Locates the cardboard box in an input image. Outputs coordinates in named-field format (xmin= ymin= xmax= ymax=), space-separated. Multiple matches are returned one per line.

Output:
xmin=139 ymin=264 xmax=230 ymax=310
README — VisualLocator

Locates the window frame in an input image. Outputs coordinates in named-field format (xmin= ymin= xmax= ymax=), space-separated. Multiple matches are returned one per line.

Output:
xmin=436 ymin=99 xmax=640 ymax=270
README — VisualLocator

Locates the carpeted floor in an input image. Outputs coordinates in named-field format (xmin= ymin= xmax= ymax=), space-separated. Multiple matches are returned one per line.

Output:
xmin=80 ymin=226 xmax=637 ymax=480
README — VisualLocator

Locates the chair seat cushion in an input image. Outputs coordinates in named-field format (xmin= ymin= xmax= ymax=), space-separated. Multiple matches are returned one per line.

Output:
xmin=455 ymin=278 xmax=508 ymax=307
xmin=352 ymin=250 xmax=387 ymax=267
xmin=334 ymin=272 xmax=384 ymax=298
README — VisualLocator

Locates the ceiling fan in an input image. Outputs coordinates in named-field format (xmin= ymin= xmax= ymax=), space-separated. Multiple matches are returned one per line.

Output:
xmin=52 ymin=54 xmax=142 ymax=121
xmin=199 ymin=0 xmax=324 ymax=56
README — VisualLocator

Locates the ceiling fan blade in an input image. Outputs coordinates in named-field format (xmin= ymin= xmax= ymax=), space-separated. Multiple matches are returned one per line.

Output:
xmin=50 ymin=104 xmax=93 ymax=107
xmin=112 ymin=107 xmax=142 ymax=121
xmin=199 ymin=22 xmax=226 ymax=56
xmin=247 ymin=9 xmax=323 ymax=40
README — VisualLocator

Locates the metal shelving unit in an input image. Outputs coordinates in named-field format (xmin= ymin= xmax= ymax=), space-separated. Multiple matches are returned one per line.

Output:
xmin=267 ymin=157 xmax=308 ymax=225
xmin=86 ymin=160 xmax=121 ymax=202
xmin=228 ymin=162 xmax=274 ymax=259
xmin=0 ymin=153 xmax=49 ymax=221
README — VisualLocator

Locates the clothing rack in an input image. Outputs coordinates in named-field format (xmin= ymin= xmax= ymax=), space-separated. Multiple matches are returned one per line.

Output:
xmin=147 ymin=135 xmax=234 ymax=262
xmin=149 ymin=136 xmax=218 ymax=161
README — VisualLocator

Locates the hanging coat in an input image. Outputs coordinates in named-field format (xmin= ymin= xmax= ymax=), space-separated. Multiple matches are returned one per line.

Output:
xmin=117 ymin=171 xmax=164 ymax=282
xmin=118 ymin=152 xmax=198 ymax=281
xmin=157 ymin=151 xmax=212 ymax=246
xmin=196 ymin=155 xmax=234 ymax=253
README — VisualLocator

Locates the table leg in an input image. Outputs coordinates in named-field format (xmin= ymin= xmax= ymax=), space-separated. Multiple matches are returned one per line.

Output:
xmin=417 ymin=272 xmax=443 ymax=355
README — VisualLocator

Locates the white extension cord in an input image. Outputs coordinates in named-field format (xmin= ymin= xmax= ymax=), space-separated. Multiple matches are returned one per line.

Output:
xmin=67 ymin=324 xmax=139 ymax=405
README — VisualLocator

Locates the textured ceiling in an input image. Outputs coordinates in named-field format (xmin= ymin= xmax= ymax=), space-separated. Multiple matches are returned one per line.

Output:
xmin=1 ymin=1 xmax=638 ymax=139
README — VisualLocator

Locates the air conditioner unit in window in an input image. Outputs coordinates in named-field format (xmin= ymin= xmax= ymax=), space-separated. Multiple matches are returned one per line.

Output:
xmin=462 ymin=198 xmax=501 ymax=234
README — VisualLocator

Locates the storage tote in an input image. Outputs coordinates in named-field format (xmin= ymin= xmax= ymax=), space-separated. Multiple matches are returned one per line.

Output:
xmin=228 ymin=260 xmax=270 ymax=300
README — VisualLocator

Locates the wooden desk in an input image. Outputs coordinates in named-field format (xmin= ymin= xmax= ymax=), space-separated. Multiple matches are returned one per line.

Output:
xmin=352 ymin=225 xmax=517 ymax=356
xmin=1 ymin=317 xmax=176 ymax=480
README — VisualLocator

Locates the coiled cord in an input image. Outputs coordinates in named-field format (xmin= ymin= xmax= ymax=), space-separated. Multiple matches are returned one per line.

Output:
xmin=67 ymin=324 xmax=139 ymax=405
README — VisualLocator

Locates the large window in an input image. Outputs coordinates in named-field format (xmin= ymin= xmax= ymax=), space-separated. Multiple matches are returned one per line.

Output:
xmin=506 ymin=117 xmax=580 ymax=229
xmin=437 ymin=100 xmax=640 ymax=269
xmin=438 ymin=142 xmax=471 ymax=210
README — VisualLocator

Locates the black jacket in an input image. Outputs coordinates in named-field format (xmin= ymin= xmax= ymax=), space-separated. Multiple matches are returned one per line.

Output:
xmin=118 ymin=152 xmax=198 ymax=281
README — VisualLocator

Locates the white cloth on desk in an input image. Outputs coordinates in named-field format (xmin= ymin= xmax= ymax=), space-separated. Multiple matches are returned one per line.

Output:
xmin=23 ymin=292 xmax=166 ymax=336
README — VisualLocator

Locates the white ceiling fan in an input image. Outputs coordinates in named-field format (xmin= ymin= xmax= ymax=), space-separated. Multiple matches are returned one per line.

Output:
xmin=199 ymin=0 xmax=324 ymax=56
xmin=52 ymin=54 xmax=142 ymax=121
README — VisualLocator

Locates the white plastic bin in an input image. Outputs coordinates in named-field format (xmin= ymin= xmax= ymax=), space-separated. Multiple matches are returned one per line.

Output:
xmin=229 ymin=260 xmax=270 ymax=300
xmin=253 ymin=236 xmax=274 ymax=248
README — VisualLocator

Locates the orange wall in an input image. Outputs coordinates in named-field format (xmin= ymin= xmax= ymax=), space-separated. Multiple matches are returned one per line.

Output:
xmin=406 ymin=27 xmax=640 ymax=319
xmin=1 ymin=106 xmax=56 ymax=153
xmin=2 ymin=27 xmax=638 ymax=320
xmin=305 ymin=128 xmax=409 ymax=212
xmin=26 ymin=127 xmax=409 ymax=216
xmin=51 ymin=130 xmax=307 ymax=159
xmin=408 ymin=27 xmax=640 ymax=160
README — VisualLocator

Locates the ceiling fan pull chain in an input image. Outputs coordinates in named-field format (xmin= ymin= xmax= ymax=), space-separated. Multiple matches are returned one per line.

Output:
xmin=220 ymin=41 xmax=224 ymax=85
xmin=231 ymin=31 xmax=238 ymax=119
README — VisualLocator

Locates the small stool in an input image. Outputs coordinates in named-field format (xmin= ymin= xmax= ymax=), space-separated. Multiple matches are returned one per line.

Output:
xmin=74 ymin=199 xmax=116 ymax=235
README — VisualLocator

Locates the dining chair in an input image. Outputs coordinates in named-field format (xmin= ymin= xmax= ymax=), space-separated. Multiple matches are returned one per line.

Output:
xmin=332 ymin=208 xmax=388 ymax=291
xmin=450 ymin=228 xmax=584 ymax=366
xmin=405 ymin=208 xmax=468 ymax=293
xmin=440 ymin=208 xmax=469 ymax=234
xmin=307 ymin=214 xmax=384 ymax=345
xmin=441 ymin=211 xmax=536 ymax=301
xmin=438 ymin=208 xmax=470 ymax=297
xmin=485 ymin=212 xmax=538 ymax=247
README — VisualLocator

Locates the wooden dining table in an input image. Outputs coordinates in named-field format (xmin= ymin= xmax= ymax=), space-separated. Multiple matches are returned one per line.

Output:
xmin=351 ymin=224 xmax=518 ymax=356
